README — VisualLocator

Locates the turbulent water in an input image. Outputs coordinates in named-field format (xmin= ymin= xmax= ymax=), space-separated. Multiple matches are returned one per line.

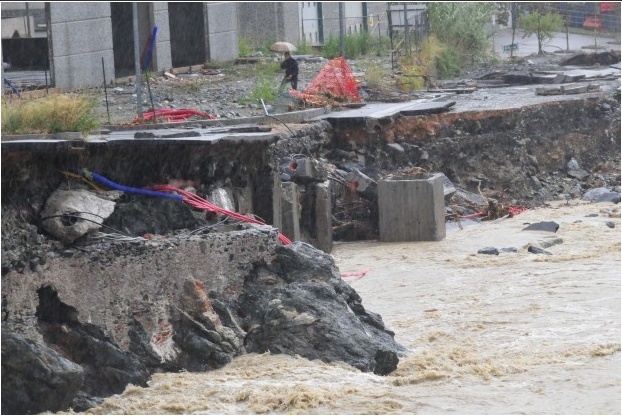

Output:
xmin=78 ymin=201 xmax=620 ymax=415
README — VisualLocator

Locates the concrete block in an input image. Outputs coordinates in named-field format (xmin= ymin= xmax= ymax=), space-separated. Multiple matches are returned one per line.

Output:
xmin=345 ymin=169 xmax=377 ymax=199
xmin=378 ymin=173 xmax=446 ymax=242
xmin=281 ymin=181 xmax=301 ymax=242
xmin=561 ymin=83 xmax=588 ymax=94
xmin=290 ymin=157 xmax=328 ymax=183
xmin=234 ymin=186 xmax=254 ymax=215
xmin=314 ymin=181 xmax=333 ymax=253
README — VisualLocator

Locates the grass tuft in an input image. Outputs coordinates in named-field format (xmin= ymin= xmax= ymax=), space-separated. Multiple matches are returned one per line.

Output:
xmin=2 ymin=93 xmax=100 ymax=135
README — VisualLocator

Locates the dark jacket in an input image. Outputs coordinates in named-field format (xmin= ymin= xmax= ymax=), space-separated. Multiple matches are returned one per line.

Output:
xmin=280 ymin=56 xmax=299 ymax=79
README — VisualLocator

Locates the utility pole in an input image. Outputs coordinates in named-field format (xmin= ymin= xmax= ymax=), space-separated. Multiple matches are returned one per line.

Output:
xmin=339 ymin=2 xmax=345 ymax=57
xmin=25 ymin=2 xmax=32 ymax=37
xmin=133 ymin=2 xmax=143 ymax=121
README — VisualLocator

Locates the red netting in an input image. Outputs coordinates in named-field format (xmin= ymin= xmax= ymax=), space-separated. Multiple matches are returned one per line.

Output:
xmin=299 ymin=57 xmax=362 ymax=103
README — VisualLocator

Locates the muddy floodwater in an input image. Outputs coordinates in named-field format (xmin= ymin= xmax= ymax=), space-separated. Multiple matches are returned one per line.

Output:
xmin=81 ymin=201 xmax=620 ymax=415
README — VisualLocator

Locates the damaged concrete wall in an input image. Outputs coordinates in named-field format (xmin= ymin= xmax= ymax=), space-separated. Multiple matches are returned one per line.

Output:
xmin=329 ymin=97 xmax=620 ymax=200
xmin=1 ymin=137 xmax=279 ymax=229
xmin=2 ymin=227 xmax=279 ymax=348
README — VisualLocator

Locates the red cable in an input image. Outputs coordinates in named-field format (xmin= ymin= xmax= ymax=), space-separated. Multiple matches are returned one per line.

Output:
xmin=150 ymin=185 xmax=292 ymax=245
xmin=135 ymin=109 xmax=217 ymax=123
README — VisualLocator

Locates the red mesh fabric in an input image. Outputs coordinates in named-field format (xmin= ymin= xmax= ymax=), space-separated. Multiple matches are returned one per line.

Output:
xmin=302 ymin=57 xmax=362 ymax=102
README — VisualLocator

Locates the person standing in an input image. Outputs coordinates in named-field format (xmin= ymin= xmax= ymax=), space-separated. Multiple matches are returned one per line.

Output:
xmin=280 ymin=51 xmax=299 ymax=90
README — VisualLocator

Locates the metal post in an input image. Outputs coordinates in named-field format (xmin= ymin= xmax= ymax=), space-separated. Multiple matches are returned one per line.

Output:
xmin=25 ymin=2 xmax=32 ymax=38
xmin=102 ymin=57 xmax=110 ymax=124
xmin=339 ymin=2 xmax=345 ymax=57
xmin=133 ymin=2 xmax=143 ymax=122
xmin=403 ymin=2 xmax=410 ymax=56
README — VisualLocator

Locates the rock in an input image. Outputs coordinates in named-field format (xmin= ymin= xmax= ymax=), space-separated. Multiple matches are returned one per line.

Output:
xmin=582 ymin=187 xmax=613 ymax=201
xmin=1 ymin=329 xmax=84 ymax=415
xmin=387 ymin=143 xmax=404 ymax=153
xmin=521 ymin=221 xmax=560 ymax=232
xmin=594 ymin=192 xmax=621 ymax=204
xmin=530 ymin=175 xmax=543 ymax=190
xmin=239 ymin=242 xmax=404 ymax=375
xmin=103 ymin=196 xmax=202 ymax=237
xmin=478 ymin=247 xmax=499 ymax=255
xmin=567 ymin=158 xmax=580 ymax=171
xmin=527 ymin=245 xmax=552 ymax=255
xmin=500 ymin=247 xmax=518 ymax=253
xmin=568 ymin=168 xmax=589 ymax=181
xmin=40 ymin=189 xmax=117 ymax=244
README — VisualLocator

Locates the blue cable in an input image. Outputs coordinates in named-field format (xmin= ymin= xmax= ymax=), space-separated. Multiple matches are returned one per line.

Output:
xmin=74 ymin=168 xmax=183 ymax=201
xmin=142 ymin=27 xmax=158 ymax=70
xmin=4 ymin=77 xmax=21 ymax=96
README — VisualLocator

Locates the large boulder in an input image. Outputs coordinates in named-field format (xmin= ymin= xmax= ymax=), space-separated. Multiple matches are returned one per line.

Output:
xmin=238 ymin=242 xmax=405 ymax=375
xmin=1 ymin=328 xmax=84 ymax=415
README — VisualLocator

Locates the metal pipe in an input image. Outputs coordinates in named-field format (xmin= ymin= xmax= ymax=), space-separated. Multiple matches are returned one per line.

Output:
xmin=132 ymin=2 xmax=143 ymax=122
xmin=339 ymin=2 xmax=345 ymax=57
xmin=102 ymin=57 xmax=110 ymax=124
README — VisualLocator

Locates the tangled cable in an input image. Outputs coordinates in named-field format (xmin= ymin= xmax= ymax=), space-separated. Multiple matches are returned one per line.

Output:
xmin=150 ymin=185 xmax=292 ymax=245
xmin=64 ymin=169 xmax=292 ymax=245
xmin=130 ymin=108 xmax=217 ymax=124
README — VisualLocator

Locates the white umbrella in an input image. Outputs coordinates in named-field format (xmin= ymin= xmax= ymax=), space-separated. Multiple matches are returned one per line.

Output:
xmin=270 ymin=42 xmax=297 ymax=53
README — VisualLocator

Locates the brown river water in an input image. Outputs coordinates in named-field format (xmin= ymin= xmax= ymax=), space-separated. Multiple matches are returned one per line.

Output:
xmin=73 ymin=200 xmax=620 ymax=415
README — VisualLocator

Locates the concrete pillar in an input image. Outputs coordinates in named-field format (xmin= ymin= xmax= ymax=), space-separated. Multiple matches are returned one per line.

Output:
xmin=314 ymin=181 xmax=333 ymax=253
xmin=378 ymin=173 xmax=446 ymax=242
xmin=280 ymin=181 xmax=300 ymax=243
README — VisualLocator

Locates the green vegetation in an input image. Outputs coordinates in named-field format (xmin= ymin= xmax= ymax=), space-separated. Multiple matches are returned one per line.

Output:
xmin=238 ymin=36 xmax=253 ymax=57
xmin=322 ymin=36 xmax=341 ymax=59
xmin=295 ymin=39 xmax=313 ymax=55
xmin=428 ymin=2 xmax=496 ymax=66
xmin=435 ymin=43 xmax=461 ymax=79
xmin=241 ymin=61 xmax=282 ymax=103
xmin=321 ymin=31 xmax=380 ymax=59
xmin=248 ymin=77 xmax=281 ymax=102
xmin=361 ymin=61 xmax=392 ymax=90
xmin=2 ymin=94 xmax=100 ymax=135
xmin=261 ymin=37 xmax=277 ymax=55
xmin=518 ymin=8 xmax=564 ymax=55
xmin=397 ymin=36 xmax=444 ymax=91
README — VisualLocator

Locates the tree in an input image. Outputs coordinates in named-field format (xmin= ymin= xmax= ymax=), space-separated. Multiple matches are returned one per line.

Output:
xmin=518 ymin=5 xmax=563 ymax=55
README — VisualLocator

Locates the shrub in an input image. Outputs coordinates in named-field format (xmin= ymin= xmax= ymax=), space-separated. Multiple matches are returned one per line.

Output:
xmin=322 ymin=36 xmax=341 ymax=59
xmin=355 ymin=30 xmax=373 ymax=56
xmin=296 ymin=39 xmax=313 ymax=55
xmin=345 ymin=34 xmax=360 ymax=58
xmin=436 ymin=44 xmax=461 ymax=79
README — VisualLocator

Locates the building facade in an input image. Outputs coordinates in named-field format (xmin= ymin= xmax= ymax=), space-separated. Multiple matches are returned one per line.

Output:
xmin=2 ymin=2 xmax=399 ymax=92
xmin=2 ymin=2 xmax=239 ymax=91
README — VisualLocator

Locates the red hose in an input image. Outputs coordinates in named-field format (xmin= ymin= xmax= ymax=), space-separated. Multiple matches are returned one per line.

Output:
xmin=150 ymin=185 xmax=292 ymax=245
